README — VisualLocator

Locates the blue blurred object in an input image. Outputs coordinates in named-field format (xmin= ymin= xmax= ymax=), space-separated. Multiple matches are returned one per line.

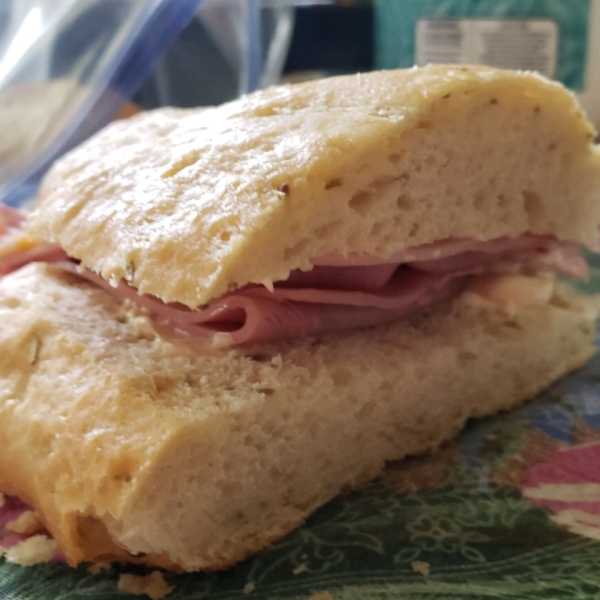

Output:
xmin=0 ymin=0 xmax=203 ymax=207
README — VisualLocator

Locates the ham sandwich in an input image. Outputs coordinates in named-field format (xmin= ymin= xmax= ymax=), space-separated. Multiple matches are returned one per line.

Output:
xmin=0 ymin=65 xmax=600 ymax=571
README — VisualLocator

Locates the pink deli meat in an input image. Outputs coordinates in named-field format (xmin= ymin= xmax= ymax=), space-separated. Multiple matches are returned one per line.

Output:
xmin=0 ymin=204 xmax=589 ymax=346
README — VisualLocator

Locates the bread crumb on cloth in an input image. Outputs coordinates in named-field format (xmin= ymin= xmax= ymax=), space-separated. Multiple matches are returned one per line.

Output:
xmin=309 ymin=592 xmax=334 ymax=600
xmin=243 ymin=582 xmax=256 ymax=594
xmin=1 ymin=535 xmax=56 ymax=566
xmin=87 ymin=561 xmax=111 ymax=575
xmin=293 ymin=563 xmax=307 ymax=575
xmin=117 ymin=571 xmax=174 ymax=600
xmin=412 ymin=560 xmax=431 ymax=577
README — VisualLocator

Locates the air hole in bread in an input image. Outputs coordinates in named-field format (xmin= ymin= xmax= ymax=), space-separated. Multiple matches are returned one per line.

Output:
xmin=0 ymin=297 xmax=21 ymax=309
xmin=113 ymin=472 xmax=132 ymax=483
xmin=408 ymin=222 xmax=420 ymax=238
xmin=396 ymin=194 xmax=413 ymax=210
xmin=284 ymin=238 xmax=310 ymax=260
xmin=315 ymin=220 xmax=342 ymax=239
xmin=370 ymin=223 xmax=383 ymax=236
xmin=523 ymin=190 xmax=543 ymax=222
xmin=417 ymin=120 xmax=433 ymax=129
xmin=161 ymin=150 xmax=201 ymax=178
xmin=257 ymin=388 xmax=275 ymax=396
xmin=137 ymin=331 xmax=156 ymax=342
xmin=389 ymin=152 xmax=402 ymax=164
xmin=220 ymin=230 xmax=232 ymax=242
xmin=497 ymin=194 xmax=508 ymax=208
xmin=473 ymin=193 xmax=485 ymax=210
xmin=249 ymin=354 xmax=270 ymax=363
xmin=457 ymin=350 xmax=477 ymax=366
xmin=349 ymin=191 xmax=374 ymax=216
xmin=324 ymin=178 xmax=343 ymax=190
xmin=153 ymin=375 xmax=176 ymax=394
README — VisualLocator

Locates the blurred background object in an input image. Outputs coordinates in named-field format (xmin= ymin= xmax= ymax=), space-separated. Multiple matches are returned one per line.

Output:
xmin=133 ymin=0 xmax=373 ymax=109
xmin=0 ymin=0 xmax=343 ymax=206
xmin=5 ymin=0 xmax=600 ymax=207
xmin=376 ymin=0 xmax=600 ymax=128
xmin=0 ymin=0 xmax=201 ymax=206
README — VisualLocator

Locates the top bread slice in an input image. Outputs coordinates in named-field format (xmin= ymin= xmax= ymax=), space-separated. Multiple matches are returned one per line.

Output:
xmin=31 ymin=65 xmax=600 ymax=308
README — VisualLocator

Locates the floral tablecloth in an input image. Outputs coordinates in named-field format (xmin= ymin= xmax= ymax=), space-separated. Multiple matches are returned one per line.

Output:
xmin=3 ymin=264 xmax=600 ymax=599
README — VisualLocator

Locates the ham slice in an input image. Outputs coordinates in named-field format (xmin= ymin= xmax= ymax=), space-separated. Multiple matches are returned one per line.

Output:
xmin=0 ymin=206 xmax=68 ymax=275
xmin=57 ymin=262 xmax=463 ymax=346
xmin=0 ymin=204 xmax=589 ymax=346
xmin=313 ymin=235 xmax=587 ymax=279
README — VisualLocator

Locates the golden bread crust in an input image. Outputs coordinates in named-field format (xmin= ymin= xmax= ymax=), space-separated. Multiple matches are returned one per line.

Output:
xmin=32 ymin=66 xmax=600 ymax=307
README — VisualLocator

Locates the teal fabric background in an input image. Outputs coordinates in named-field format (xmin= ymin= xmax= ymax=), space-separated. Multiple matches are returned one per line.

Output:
xmin=376 ymin=0 xmax=592 ymax=90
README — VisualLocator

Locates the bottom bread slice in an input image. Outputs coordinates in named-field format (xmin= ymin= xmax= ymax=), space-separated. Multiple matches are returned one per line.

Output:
xmin=0 ymin=264 xmax=597 ymax=571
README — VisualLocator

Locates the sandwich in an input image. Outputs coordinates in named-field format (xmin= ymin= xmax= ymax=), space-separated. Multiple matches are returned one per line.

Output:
xmin=0 ymin=64 xmax=599 ymax=572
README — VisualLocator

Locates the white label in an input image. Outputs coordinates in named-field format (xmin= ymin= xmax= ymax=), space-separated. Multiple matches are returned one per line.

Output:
xmin=416 ymin=19 xmax=559 ymax=78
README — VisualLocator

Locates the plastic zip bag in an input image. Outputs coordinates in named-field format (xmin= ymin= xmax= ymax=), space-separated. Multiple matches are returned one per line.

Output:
xmin=0 ymin=0 xmax=202 ymax=206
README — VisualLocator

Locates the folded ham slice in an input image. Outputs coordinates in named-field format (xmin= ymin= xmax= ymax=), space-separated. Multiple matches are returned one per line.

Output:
xmin=0 ymin=204 xmax=589 ymax=346
xmin=56 ymin=262 xmax=464 ymax=346
xmin=0 ymin=205 xmax=68 ymax=275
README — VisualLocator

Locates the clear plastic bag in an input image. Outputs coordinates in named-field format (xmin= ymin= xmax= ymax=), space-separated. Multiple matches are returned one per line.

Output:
xmin=0 ymin=0 xmax=201 ymax=206
xmin=133 ymin=0 xmax=296 ymax=110
xmin=0 ymin=0 xmax=303 ymax=207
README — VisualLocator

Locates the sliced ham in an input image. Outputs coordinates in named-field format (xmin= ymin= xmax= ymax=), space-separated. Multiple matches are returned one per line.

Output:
xmin=57 ymin=262 xmax=462 ymax=345
xmin=313 ymin=235 xmax=587 ymax=279
xmin=0 ymin=204 xmax=589 ymax=346
xmin=0 ymin=205 xmax=68 ymax=275
xmin=0 ymin=243 xmax=68 ymax=276
xmin=0 ymin=204 xmax=26 ymax=233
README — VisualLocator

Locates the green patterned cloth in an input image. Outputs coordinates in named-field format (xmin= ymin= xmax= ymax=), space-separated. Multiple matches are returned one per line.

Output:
xmin=3 ymin=268 xmax=600 ymax=599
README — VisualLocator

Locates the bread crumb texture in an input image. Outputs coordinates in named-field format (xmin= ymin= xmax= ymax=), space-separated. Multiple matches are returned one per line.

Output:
xmin=32 ymin=65 xmax=600 ymax=307
xmin=5 ymin=510 xmax=43 ymax=535
xmin=412 ymin=560 xmax=431 ymax=577
xmin=1 ymin=535 xmax=56 ymax=566
xmin=293 ymin=563 xmax=307 ymax=575
xmin=0 ymin=264 xmax=598 ymax=571
xmin=117 ymin=571 xmax=174 ymax=600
